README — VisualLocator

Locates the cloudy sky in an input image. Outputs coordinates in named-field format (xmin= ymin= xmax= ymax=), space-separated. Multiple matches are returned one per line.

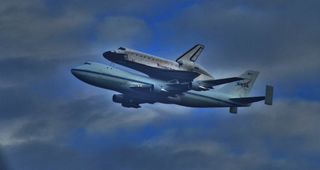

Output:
xmin=1 ymin=0 xmax=320 ymax=169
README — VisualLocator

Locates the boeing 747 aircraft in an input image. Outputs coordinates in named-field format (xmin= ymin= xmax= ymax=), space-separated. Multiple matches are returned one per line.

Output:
xmin=71 ymin=62 xmax=273 ymax=113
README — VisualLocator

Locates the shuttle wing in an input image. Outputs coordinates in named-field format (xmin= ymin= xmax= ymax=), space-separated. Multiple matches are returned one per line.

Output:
xmin=148 ymin=68 xmax=200 ymax=82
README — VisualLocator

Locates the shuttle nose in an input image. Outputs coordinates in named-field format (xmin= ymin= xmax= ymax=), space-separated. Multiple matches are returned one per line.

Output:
xmin=103 ymin=51 xmax=112 ymax=60
xmin=103 ymin=51 xmax=126 ymax=62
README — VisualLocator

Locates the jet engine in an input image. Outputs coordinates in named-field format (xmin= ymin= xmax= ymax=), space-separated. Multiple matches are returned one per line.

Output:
xmin=112 ymin=94 xmax=140 ymax=108
xmin=191 ymin=81 xmax=211 ymax=91
xmin=112 ymin=94 xmax=126 ymax=103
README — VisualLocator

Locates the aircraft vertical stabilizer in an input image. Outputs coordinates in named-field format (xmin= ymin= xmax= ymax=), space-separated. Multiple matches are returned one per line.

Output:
xmin=176 ymin=44 xmax=204 ymax=62
xmin=265 ymin=85 xmax=273 ymax=105
xmin=218 ymin=70 xmax=259 ymax=98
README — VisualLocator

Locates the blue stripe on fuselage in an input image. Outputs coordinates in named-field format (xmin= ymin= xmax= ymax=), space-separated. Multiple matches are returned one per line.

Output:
xmin=72 ymin=68 xmax=245 ymax=107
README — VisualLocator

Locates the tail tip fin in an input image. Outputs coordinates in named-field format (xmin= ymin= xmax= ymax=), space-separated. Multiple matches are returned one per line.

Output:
xmin=176 ymin=44 xmax=205 ymax=62
xmin=218 ymin=70 xmax=260 ymax=97
xmin=241 ymin=70 xmax=259 ymax=79
xmin=265 ymin=85 xmax=273 ymax=105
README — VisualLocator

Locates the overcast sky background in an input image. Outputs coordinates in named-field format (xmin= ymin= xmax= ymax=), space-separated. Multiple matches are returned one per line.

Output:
xmin=0 ymin=0 xmax=320 ymax=169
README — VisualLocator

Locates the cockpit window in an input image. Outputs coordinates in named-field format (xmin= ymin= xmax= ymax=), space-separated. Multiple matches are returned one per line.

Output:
xmin=84 ymin=62 xmax=91 ymax=65
xmin=118 ymin=47 xmax=126 ymax=50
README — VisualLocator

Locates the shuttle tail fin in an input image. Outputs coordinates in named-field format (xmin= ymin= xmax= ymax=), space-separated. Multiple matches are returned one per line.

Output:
xmin=176 ymin=44 xmax=204 ymax=62
xmin=218 ymin=70 xmax=259 ymax=97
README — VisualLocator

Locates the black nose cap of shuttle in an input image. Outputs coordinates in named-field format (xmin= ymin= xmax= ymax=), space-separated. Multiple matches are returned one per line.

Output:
xmin=103 ymin=51 xmax=113 ymax=60
xmin=103 ymin=51 xmax=125 ymax=62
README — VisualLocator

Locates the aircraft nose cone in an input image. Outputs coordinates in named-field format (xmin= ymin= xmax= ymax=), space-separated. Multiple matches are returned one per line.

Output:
xmin=103 ymin=51 xmax=111 ymax=58
xmin=103 ymin=51 xmax=116 ymax=61
xmin=71 ymin=66 xmax=85 ymax=79
xmin=71 ymin=68 xmax=88 ymax=83
xmin=103 ymin=51 xmax=125 ymax=61
xmin=71 ymin=68 xmax=79 ymax=77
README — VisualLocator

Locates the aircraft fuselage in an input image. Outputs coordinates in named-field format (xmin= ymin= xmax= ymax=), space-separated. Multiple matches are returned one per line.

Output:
xmin=71 ymin=62 xmax=247 ymax=108
xmin=103 ymin=47 xmax=213 ymax=81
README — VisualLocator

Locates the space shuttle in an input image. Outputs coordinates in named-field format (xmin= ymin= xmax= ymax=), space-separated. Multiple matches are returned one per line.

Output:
xmin=103 ymin=44 xmax=242 ymax=91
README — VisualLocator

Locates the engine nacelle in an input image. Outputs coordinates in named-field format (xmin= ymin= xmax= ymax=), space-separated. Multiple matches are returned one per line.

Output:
xmin=191 ymin=81 xmax=210 ymax=91
xmin=151 ymin=84 xmax=170 ymax=93
xmin=112 ymin=94 xmax=141 ymax=108
xmin=112 ymin=94 xmax=126 ymax=103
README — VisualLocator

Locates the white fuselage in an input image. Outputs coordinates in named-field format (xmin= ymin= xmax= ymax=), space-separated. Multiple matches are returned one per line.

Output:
xmin=71 ymin=62 xmax=245 ymax=108
xmin=104 ymin=48 xmax=213 ymax=81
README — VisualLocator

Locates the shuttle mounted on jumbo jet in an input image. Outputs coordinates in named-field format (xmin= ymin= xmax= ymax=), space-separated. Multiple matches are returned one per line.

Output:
xmin=103 ymin=44 xmax=242 ymax=91
xmin=71 ymin=61 xmax=273 ymax=114
xmin=103 ymin=44 xmax=211 ymax=78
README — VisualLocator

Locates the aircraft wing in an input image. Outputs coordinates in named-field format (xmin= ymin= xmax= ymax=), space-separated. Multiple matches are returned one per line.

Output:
xmin=147 ymin=68 xmax=200 ymax=82
xmin=127 ymin=81 xmax=190 ymax=95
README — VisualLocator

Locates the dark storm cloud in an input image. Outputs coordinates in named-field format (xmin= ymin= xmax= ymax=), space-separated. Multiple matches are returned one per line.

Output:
xmin=0 ymin=56 xmax=83 ymax=119
xmin=164 ymin=0 xmax=320 ymax=79
xmin=0 ymin=86 xmax=185 ymax=146
xmin=3 ymin=100 xmax=320 ymax=170
xmin=0 ymin=0 xmax=182 ymax=147
xmin=0 ymin=0 xmax=93 ymax=59
xmin=4 ymin=141 xmax=89 ymax=170
xmin=0 ymin=57 xmax=62 ymax=84
xmin=141 ymin=101 xmax=320 ymax=170
xmin=5 ymin=95 xmax=112 ymax=144
xmin=0 ymin=149 xmax=10 ymax=170
xmin=0 ymin=0 xmax=168 ymax=60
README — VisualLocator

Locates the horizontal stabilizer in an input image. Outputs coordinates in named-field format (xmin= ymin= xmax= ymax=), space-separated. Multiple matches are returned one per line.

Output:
xmin=201 ymin=77 xmax=244 ymax=86
xmin=230 ymin=96 xmax=265 ymax=103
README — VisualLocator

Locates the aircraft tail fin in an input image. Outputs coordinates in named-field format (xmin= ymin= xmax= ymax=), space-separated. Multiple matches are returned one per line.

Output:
xmin=229 ymin=85 xmax=273 ymax=105
xmin=218 ymin=70 xmax=259 ymax=97
xmin=176 ymin=44 xmax=204 ymax=62
xmin=265 ymin=85 xmax=273 ymax=105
